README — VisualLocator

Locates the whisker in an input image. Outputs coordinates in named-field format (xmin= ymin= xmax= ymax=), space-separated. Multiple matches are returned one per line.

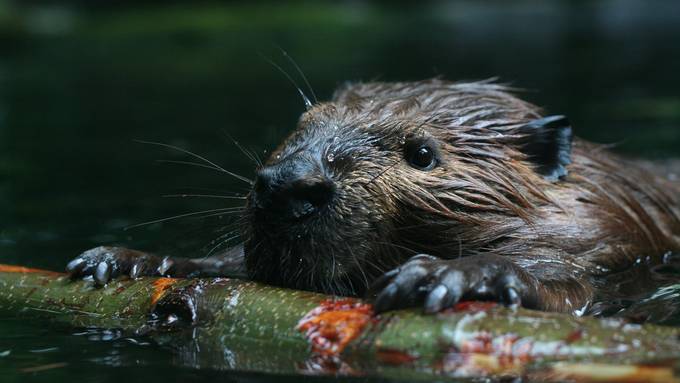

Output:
xmin=156 ymin=160 xmax=226 ymax=173
xmin=374 ymin=240 xmax=418 ymax=256
xmin=247 ymin=147 xmax=263 ymax=168
xmin=136 ymin=139 xmax=253 ymax=185
xmin=124 ymin=207 xmax=243 ymax=230
xmin=344 ymin=270 xmax=355 ymax=296
xmin=347 ymin=244 xmax=370 ymax=291
xmin=259 ymin=53 xmax=312 ymax=109
xmin=206 ymin=233 xmax=242 ymax=257
xmin=162 ymin=193 xmax=246 ymax=200
xmin=364 ymin=157 xmax=402 ymax=186
xmin=238 ymin=143 xmax=263 ymax=168
xmin=250 ymin=148 xmax=264 ymax=168
xmin=278 ymin=46 xmax=317 ymax=103
xmin=330 ymin=248 xmax=336 ymax=282
xmin=173 ymin=186 xmax=246 ymax=196
xmin=220 ymin=130 xmax=262 ymax=168
xmin=361 ymin=251 xmax=391 ymax=275
xmin=195 ymin=210 xmax=245 ymax=221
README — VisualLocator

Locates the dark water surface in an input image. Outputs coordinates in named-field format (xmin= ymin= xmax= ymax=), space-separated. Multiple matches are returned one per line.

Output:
xmin=2 ymin=1 xmax=680 ymax=381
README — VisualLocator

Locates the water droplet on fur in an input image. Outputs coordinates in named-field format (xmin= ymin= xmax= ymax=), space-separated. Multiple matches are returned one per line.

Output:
xmin=399 ymin=136 xmax=406 ymax=145
xmin=327 ymin=153 xmax=335 ymax=162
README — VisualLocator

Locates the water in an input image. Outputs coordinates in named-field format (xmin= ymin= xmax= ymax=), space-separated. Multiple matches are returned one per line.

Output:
xmin=1 ymin=1 xmax=680 ymax=381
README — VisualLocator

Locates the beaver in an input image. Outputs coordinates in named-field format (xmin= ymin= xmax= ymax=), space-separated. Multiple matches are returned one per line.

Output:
xmin=65 ymin=79 xmax=680 ymax=314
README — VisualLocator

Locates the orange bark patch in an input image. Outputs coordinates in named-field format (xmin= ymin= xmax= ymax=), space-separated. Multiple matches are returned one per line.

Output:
xmin=451 ymin=301 xmax=497 ymax=312
xmin=150 ymin=277 xmax=177 ymax=305
xmin=376 ymin=348 xmax=418 ymax=365
xmin=297 ymin=299 xmax=373 ymax=356
xmin=0 ymin=264 xmax=63 ymax=276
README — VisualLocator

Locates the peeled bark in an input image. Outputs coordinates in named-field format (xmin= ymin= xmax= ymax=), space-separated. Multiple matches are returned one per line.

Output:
xmin=1 ymin=264 xmax=679 ymax=382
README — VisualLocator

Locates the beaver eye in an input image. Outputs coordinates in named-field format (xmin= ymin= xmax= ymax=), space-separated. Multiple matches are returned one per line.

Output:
xmin=408 ymin=145 xmax=437 ymax=170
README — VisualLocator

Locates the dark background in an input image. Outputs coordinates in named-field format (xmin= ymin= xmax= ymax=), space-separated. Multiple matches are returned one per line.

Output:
xmin=0 ymin=1 xmax=679 ymax=381
xmin=2 ymin=0 xmax=680 ymax=270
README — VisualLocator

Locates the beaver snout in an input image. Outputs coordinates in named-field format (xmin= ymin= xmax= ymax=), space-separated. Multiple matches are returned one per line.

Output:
xmin=252 ymin=155 xmax=335 ymax=220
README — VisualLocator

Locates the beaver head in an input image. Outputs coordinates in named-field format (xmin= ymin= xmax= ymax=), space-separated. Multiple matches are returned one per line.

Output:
xmin=243 ymin=79 xmax=572 ymax=295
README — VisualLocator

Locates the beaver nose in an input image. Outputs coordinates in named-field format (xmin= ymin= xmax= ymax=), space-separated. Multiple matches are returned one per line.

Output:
xmin=252 ymin=157 xmax=335 ymax=219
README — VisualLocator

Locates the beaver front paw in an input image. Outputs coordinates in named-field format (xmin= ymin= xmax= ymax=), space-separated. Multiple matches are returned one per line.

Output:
xmin=66 ymin=246 xmax=169 ymax=286
xmin=371 ymin=254 xmax=531 ymax=314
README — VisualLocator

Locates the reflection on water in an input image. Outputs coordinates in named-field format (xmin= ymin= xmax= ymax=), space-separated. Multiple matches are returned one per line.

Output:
xmin=1 ymin=1 xmax=680 ymax=382
xmin=589 ymin=253 xmax=680 ymax=325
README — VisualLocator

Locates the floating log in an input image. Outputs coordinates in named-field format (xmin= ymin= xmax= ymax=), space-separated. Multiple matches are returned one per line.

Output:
xmin=1 ymin=264 xmax=679 ymax=382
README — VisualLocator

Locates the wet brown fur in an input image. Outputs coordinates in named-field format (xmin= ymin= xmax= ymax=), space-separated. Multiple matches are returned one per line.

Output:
xmin=244 ymin=78 xmax=680 ymax=313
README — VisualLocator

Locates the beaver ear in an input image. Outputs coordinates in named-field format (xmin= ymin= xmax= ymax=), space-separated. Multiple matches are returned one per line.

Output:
xmin=517 ymin=115 xmax=573 ymax=182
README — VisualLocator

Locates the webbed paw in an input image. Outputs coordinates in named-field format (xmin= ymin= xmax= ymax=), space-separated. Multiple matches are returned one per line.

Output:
xmin=371 ymin=254 xmax=532 ymax=313
xmin=66 ymin=246 xmax=168 ymax=286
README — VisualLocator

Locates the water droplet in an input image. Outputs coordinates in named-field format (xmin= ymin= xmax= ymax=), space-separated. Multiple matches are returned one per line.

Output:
xmin=663 ymin=251 xmax=673 ymax=264
xmin=327 ymin=153 xmax=335 ymax=163
xmin=399 ymin=136 xmax=406 ymax=145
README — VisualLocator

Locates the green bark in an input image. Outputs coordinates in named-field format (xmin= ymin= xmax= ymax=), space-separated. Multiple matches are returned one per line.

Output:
xmin=1 ymin=264 xmax=679 ymax=382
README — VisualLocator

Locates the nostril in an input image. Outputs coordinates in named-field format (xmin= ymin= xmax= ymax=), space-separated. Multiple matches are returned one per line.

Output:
xmin=293 ymin=179 xmax=335 ymax=208
xmin=288 ymin=177 xmax=335 ymax=218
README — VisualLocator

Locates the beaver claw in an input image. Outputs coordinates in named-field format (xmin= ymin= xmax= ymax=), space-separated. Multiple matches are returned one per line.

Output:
xmin=370 ymin=254 xmax=530 ymax=314
xmin=66 ymin=246 xmax=168 ymax=286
